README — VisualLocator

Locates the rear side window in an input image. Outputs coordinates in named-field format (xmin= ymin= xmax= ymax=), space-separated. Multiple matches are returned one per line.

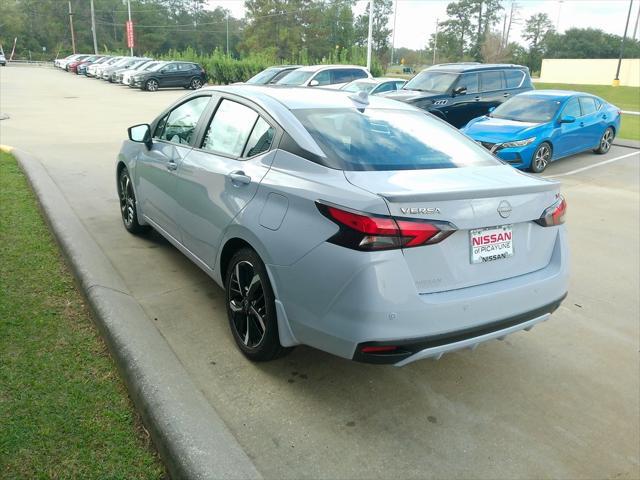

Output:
xmin=154 ymin=96 xmax=210 ymax=145
xmin=480 ymin=71 xmax=504 ymax=92
xmin=243 ymin=118 xmax=275 ymax=157
xmin=562 ymin=98 xmax=581 ymax=117
xmin=504 ymin=70 xmax=525 ymax=88
xmin=292 ymin=108 xmax=499 ymax=171
xmin=333 ymin=69 xmax=353 ymax=84
xmin=579 ymin=97 xmax=598 ymax=115
xmin=349 ymin=69 xmax=369 ymax=80
xmin=458 ymin=73 xmax=479 ymax=94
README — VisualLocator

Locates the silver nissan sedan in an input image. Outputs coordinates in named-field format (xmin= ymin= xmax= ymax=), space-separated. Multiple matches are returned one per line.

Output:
xmin=116 ymin=86 xmax=569 ymax=366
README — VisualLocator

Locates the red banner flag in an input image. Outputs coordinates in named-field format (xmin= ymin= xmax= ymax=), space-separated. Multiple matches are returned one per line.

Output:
xmin=125 ymin=21 xmax=135 ymax=49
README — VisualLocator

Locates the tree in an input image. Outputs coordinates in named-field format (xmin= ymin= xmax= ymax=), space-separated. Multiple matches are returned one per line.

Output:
xmin=544 ymin=28 xmax=640 ymax=59
xmin=522 ymin=13 xmax=554 ymax=72
xmin=354 ymin=0 xmax=393 ymax=64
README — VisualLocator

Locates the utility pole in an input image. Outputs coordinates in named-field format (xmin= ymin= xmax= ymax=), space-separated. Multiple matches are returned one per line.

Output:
xmin=390 ymin=0 xmax=398 ymax=65
xmin=366 ymin=0 xmax=374 ymax=71
xmin=632 ymin=2 xmax=639 ymax=40
xmin=127 ymin=0 xmax=133 ymax=56
xmin=90 ymin=0 xmax=98 ymax=54
xmin=433 ymin=18 xmax=439 ymax=65
xmin=556 ymin=0 xmax=564 ymax=31
xmin=68 ymin=1 xmax=76 ymax=54
xmin=226 ymin=12 xmax=229 ymax=56
xmin=614 ymin=0 xmax=634 ymax=85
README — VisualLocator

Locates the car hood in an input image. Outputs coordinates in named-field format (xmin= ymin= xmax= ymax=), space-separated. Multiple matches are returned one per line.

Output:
xmin=462 ymin=116 xmax=542 ymax=142
xmin=379 ymin=89 xmax=438 ymax=102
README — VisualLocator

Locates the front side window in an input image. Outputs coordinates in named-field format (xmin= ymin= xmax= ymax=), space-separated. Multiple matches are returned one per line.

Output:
xmin=154 ymin=96 xmax=210 ymax=145
xmin=292 ymin=108 xmax=500 ymax=171
xmin=480 ymin=71 xmax=504 ymax=92
xmin=457 ymin=73 xmax=479 ymax=94
xmin=579 ymin=97 xmax=598 ymax=115
xmin=313 ymin=70 xmax=332 ymax=86
xmin=562 ymin=98 xmax=581 ymax=118
xmin=163 ymin=63 xmax=178 ymax=73
xmin=202 ymin=100 xmax=259 ymax=157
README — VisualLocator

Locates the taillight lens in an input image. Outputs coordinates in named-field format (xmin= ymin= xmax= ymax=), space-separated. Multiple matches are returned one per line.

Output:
xmin=317 ymin=202 xmax=456 ymax=251
xmin=535 ymin=195 xmax=567 ymax=227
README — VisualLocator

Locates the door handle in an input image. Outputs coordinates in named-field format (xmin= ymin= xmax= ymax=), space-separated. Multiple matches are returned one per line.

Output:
xmin=579 ymin=122 xmax=585 ymax=127
xmin=602 ymin=114 xmax=608 ymax=120
xmin=474 ymin=96 xmax=481 ymax=101
xmin=229 ymin=170 xmax=251 ymax=185
xmin=166 ymin=159 xmax=178 ymax=171
xmin=503 ymin=93 xmax=510 ymax=98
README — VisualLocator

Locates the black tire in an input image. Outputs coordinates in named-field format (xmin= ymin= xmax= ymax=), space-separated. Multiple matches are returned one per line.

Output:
xmin=530 ymin=142 xmax=552 ymax=173
xmin=225 ymin=248 xmax=293 ymax=362
xmin=144 ymin=79 xmax=159 ymax=92
xmin=189 ymin=77 xmax=203 ymax=89
xmin=594 ymin=127 xmax=614 ymax=154
xmin=118 ymin=167 xmax=150 ymax=235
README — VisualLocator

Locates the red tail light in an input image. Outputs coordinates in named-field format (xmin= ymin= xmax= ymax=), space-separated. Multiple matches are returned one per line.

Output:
xmin=317 ymin=202 xmax=456 ymax=251
xmin=535 ymin=195 xmax=566 ymax=227
xmin=361 ymin=345 xmax=398 ymax=353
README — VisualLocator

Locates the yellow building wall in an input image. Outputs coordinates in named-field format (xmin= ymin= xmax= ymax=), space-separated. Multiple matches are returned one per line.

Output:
xmin=539 ymin=59 xmax=640 ymax=87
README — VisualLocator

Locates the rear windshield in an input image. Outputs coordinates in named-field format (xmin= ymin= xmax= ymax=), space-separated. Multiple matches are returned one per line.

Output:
xmin=247 ymin=68 xmax=278 ymax=84
xmin=343 ymin=81 xmax=376 ymax=93
xmin=491 ymin=96 xmax=561 ymax=123
xmin=292 ymin=108 xmax=500 ymax=171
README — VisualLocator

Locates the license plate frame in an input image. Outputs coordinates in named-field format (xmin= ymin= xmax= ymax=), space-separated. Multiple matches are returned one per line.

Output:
xmin=470 ymin=224 xmax=514 ymax=264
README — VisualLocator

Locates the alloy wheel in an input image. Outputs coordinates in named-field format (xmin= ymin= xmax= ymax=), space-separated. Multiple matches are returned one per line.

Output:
xmin=228 ymin=260 xmax=267 ymax=349
xmin=146 ymin=79 xmax=158 ymax=91
xmin=191 ymin=78 xmax=203 ymax=89
xmin=534 ymin=144 xmax=551 ymax=172
xmin=601 ymin=128 xmax=613 ymax=152
xmin=119 ymin=173 xmax=135 ymax=228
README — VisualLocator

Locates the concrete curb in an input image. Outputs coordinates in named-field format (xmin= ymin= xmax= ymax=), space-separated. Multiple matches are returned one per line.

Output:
xmin=9 ymin=147 xmax=262 ymax=480
xmin=613 ymin=138 xmax=640 ymax=149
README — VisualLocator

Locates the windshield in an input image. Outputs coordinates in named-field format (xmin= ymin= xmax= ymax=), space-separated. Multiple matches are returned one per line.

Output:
xmin=343 ymin=81 xmax=375 ymax=93
xmin=292 ymin=108 xmax=499 ymax=171
xmin=276 ymin=70 xmax=314 ymax=86
xmin=247 ymin=68 xmax=279 ymax=84
xmin=491 ymin=96 xmax=561 ymax=123
xmin=404 ymin=71 xmax=458 ymax=93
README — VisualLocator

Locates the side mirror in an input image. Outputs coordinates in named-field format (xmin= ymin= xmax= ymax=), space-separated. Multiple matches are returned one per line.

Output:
xmin=309 ymin=79 xmax=320 ymax=87
xmin=453 ymin=86 xmax=467 ymax=96
xmin=559 ymin=115 xmax=575 ymax=124
xmin=128 ymin=124 xmax=152 ymax=150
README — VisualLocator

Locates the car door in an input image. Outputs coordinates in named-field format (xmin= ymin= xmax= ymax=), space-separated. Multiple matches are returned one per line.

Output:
xmin=478 ymin=70 xmax=506 ymax=117
xmin=159 ymin=63 xmax=180 ymax=87
xmin=553 ymin=97 xmax=584 ymax=157
xmin=174 ymin=97 xmax=278 ymax=267
xmin=445 ymin=72 xmax=480 ymax=128
xmin=578 ymin=96 xmax=604 ymax=148
xmin=136 ymin=95 xmax=212 ymax=240
xmin=176 ymin=63 xmax=195 ymax=86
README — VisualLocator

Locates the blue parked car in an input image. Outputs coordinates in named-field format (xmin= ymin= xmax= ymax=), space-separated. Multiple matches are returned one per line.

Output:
xmin=462 ymin=90 xmax=621 ymax=173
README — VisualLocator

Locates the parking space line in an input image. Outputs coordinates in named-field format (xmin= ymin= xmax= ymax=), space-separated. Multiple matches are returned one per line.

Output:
xmin=545 ymin=151 xmax=640 ymax=178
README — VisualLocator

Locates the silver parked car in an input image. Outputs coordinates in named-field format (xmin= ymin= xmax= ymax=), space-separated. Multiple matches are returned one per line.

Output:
xmin=117 ymin=86 xmax=569 ymax=366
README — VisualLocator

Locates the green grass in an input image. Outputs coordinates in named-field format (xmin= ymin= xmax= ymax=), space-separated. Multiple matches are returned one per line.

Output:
xmin=0 ymin=151 xmax=165 ymax=479
xmin=535 ymin=82 xmax=640 ymax=140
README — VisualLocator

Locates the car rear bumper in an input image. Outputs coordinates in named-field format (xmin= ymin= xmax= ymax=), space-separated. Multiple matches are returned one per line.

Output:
xmin=269 ymin=227 xmax=569 ymax=365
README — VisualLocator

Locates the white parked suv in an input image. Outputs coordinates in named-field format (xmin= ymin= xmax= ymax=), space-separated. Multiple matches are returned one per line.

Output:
xmin=275 ymin=64 xmax=372 ymax=89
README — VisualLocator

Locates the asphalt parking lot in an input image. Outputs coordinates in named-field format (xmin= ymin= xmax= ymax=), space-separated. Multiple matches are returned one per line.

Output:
xmin=1 ymin=66 xmax=639 ymax=479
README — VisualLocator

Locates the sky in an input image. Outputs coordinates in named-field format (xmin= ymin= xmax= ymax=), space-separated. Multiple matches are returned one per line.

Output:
xmin=208 ymin=0 xmax=640 ymax=50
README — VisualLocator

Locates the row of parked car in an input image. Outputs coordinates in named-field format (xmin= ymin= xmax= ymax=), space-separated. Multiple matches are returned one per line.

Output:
xmin=54 ymin=54 xmax=621 ymax=173
xmin=54 ymin=53 xmax=207 ymax=91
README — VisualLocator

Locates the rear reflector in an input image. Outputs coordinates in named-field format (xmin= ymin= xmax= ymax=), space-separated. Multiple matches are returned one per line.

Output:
xmin=535 ymin=195 xmax=567 ymax=227
xmin=317 ymin=202 xmax=456 ymax=251
xmin=361 ymin=345 xmax=398 ymax=353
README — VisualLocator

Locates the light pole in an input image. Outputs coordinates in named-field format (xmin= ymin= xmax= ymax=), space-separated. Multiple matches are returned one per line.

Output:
xmin=433 ymin=18 xmax=439 ymax=65
xmin=556 ymin=0 xmax=564 ymax=31
xmin=614 ymin=0 xmax=634 ymax=86
xmin=390 ymin=0 xmax=397 ymax=65
xmin=226 ymin=12 xmax=229 ymax=56
xmin=90 ymin=0 xmax=98 ymax=54
xmin=366 ymin=0 xmax=374 ymax=71
xmin=68 ymin=1 xmax=76 ymax=54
